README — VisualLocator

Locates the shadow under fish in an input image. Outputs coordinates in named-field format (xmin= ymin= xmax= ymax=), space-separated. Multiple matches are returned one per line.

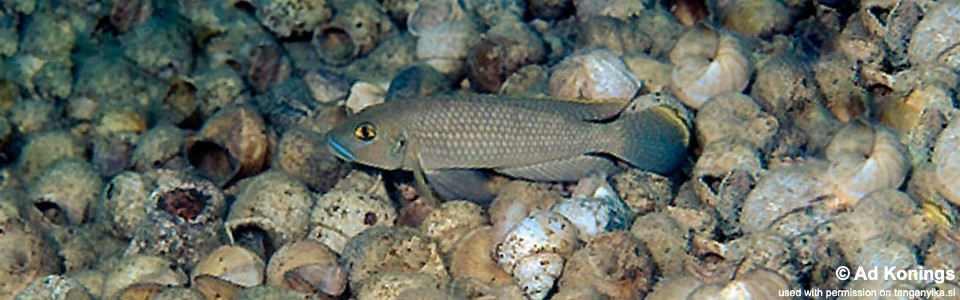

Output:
xmin=325 ymin=93 xmax=690 ymax=204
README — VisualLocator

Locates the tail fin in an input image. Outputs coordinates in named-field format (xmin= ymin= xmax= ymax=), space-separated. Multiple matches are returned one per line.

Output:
xmin=612 ymin=105 xmax=690 ymax=174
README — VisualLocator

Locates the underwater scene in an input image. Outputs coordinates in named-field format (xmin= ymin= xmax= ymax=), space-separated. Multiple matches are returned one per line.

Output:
xmin=1 ymin=0 xmax=959 ymax=299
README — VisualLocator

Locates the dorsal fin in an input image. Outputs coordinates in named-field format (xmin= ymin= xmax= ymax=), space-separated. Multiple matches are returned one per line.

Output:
xmin=436 ymin=92 xmax=631 ymax=121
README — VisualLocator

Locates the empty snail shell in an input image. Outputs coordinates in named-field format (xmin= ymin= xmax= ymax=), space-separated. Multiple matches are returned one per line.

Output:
xmin=341 ymin=226 xmax=447 ymax=292
xmin=448 ymin=226 xmax=514 ymax=288
xmin=419 ymin=200 xmax=487 ymax=253
xmin=695 ymin=93 xmax=779 ymax=151
xmin=908 ymin=0 xmax=960 ymax=66
xmin=558 ymin=232 xmax=655 ymax=299
xmin=669 ymin=26 xmax=752 ymax=109
xmin=225 ymin=171 xmax=314 ymax=258
xmin=826 ymin=120 xmax=909 ymax=207
xmin=496 ymin=211 xmax=579 ymax=300
xmin=549 ymin=48 xmax=642 ymax=101
xmin=192 ymin=245 xmax=265 ymax=288
xmin=266 ymin=239 xmax=346 ymax=298
xmin=185 ymin=105 xmax=270 ymax=186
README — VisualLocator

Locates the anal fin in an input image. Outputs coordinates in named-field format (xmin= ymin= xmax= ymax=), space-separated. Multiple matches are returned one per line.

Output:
xmin=495 ymin=155 xmax=622 ymax=182
xmin=424 ymin=169 xmax=499 ymax=204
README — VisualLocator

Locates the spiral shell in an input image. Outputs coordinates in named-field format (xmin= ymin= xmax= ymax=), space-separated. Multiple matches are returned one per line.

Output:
xmin=448 ymin=226 xmax=514 ymax=288
xmin=826 ymin=120 xmax=909 ymax=207
xmin=496 ymin=211 xmax=579 ymax=300
xmin=550 ymin=175 xmax=632 ymax=242
xmin=695 ymin=93 xmax=779 ymax=150
xmin=342 ymin=226 xmax=447 ymax=292
xmin=419 ymin=200 xmax=487 ymax=253
xmin=669 ymin=27 xmax=752 ymax=109
xmin=416 ymin=20 xmax=480 ymax=77
xmin=312 ymin=1 xmax=395 ymax=66
xmin=185 ymin=105 xmax=270 ymax=186
xmin=0 ymin=218 xmax=62 ymax=298
xmin=29 ymin=159 xmax=102 ymax=225
xmin=692 ymin=139 xmax=763 ymax=236
xmin=309 ymin=174 xmax=396 ymax=254
xmin=741 ymin=162 xmax=833 ymax=235
xmin=549 ymin=48 xmax=642 ymax=101
xmin=908 ymin=0 xmax=960 ymax=67
xmin=226 ymin=172 xmax=314 ymax=254
xmin=407 ymin=0 xmax=470 ymax=37
xmin=266 ymin=239 xmax=346 ymax=298
xmin=192 ymin=245 xmax=265 ymax=288
xmin=720 ymin=0 xmax=792 ymax=37
xmin=558 ymin=232 xmax=655 ymax=298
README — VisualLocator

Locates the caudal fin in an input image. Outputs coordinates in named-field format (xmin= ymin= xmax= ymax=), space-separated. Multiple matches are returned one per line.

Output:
xmin=613 ymin=105 xmax=690 ymax=174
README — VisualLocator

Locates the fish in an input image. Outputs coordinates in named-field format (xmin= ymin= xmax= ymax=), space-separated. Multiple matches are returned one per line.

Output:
xmin=325 ymin=93 xmax=689 ymax=202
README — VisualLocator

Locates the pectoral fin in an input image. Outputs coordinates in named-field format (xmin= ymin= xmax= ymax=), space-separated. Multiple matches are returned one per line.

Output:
xmin=495 ymin=155 xmax=623 ymax=181
xmin=424 ymin=169 xmax=499 ymax=204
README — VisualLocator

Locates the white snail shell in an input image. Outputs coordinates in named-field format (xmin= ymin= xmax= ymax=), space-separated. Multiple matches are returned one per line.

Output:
xmin=670 ymin=27 xmax=752 ymax=109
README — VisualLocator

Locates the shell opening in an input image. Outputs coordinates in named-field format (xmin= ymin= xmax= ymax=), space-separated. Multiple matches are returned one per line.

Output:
xmin=316 ymin=27 xmax=356 ymax=65
xmin=187 ymin=140 xmax=238 ymax=185
xmin=231 ymin=225 xmax=275 ymax=261
xmin=33 ymin=200 xmax=69 ymax=225
xmin=157 ymin=188 xmax=208 ymax=221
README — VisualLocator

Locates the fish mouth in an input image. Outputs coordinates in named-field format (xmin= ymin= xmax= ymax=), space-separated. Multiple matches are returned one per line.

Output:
xmin=326 ymin=135 xmax=356 ymax=161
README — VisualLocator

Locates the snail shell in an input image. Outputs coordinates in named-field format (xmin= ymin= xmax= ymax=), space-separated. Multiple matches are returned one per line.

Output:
xmin=549 ymin=48 xmax=642 ymax=101
xmin=192 ymin=245 xmax=265 ymax=288
xmin=826 ymin=120 xmax=909 ymax=207
xmin=495 ymin=211 xmax=579 ymax=299
xmin=669 ymin=26 xmax=752 ymax=109
xmin=908 ymin=0 xmax=960 ymax=66
xmin=266 ymin=239 xmax=346 ymax=298
xmin=185 ymin=105 xmax=270 ymax=186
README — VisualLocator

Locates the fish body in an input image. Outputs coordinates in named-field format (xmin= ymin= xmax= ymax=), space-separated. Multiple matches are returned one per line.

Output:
xmin=326 ymin=93 xmax=689 ymax=197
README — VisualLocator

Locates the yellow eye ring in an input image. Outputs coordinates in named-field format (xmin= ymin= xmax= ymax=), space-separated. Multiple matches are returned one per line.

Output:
xmin=354 ymin=122 xmax=377 ymax=141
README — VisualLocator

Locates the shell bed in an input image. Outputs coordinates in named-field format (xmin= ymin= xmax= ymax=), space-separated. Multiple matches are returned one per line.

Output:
xmin=2 ymin=0 xmax=960 ymax=299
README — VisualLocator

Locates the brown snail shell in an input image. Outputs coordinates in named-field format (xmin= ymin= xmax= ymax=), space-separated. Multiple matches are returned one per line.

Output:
xmin=225 ymin=171 xmax=314 ymax=258
xmin=312 ymin=0 xmax=395 ymax=66
xmin=266 ymin=239 xmax=346 ymax=298
xmin=192 ymin=245 xmax=265 ymax=288
xmin=185 ymin=105 xmax=270 ymax=186
xmin=558 ymin=231 xmax=655 ymax=299
xmin=448 ymin=226 xmax=514 ymax=288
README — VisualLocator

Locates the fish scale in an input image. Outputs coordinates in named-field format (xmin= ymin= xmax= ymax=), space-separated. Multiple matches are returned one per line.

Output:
xmin=410 ymin=99 xmax=608 ymax=169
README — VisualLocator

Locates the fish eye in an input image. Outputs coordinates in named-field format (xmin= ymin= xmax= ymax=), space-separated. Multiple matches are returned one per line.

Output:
xmin=354 ymin=122 xmax=377 ymax=141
